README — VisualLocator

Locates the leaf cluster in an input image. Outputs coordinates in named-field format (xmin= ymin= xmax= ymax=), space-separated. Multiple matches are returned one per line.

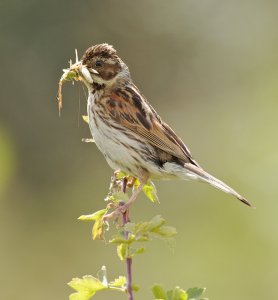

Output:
xmin=152 ymin=285 xmax=208 ymax=300
xmin=69 ymin=175 xmax=208 ymax=300
xmin=68 ymin=268 xmax=127 ymax=300
xmin=68 ymin=268 xmax=208 ymax=300
xmin=111 ymin=215 xmax=177 ymax=261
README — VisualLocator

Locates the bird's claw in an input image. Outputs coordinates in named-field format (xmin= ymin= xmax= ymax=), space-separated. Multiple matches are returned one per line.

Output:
xmin=102 ymin=202 xmax=129 ymax=222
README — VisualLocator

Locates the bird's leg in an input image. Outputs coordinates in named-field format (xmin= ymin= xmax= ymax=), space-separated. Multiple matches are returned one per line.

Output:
xmin=103 ymin=182 xmax=145 ymax=221
xmin=120 ymin=170 xmax=149 ymax=213
xmin=103 ymin=171 xmax=148 ymax=221
xmin=119 ymin=180 xmax=145 ymax=213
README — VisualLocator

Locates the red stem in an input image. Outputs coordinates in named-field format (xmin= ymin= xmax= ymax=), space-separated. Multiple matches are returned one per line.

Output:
xmin=122 ymin=178 xmax=134 ymax=300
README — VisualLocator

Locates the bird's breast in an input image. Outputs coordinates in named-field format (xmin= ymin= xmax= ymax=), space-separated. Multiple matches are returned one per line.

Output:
xmin=87 ymin=93 xmax=147 ymax=173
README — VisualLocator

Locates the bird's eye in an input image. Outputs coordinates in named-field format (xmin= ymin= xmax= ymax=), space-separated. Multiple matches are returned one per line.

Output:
xmin=95 ymin=60 xmax=103 ymax=67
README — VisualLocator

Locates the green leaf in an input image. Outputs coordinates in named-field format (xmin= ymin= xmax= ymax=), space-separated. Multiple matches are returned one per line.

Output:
xmin=123 ymin=215 xmax=177 ymax=243
xmin=134 ymin=179 xmax=159 ymax=203
xmin=78 ymin=209 xmax=107 ymax=240
xmin=124 ymin=222 xmax=136 ymax=233
xmin=132 ymin=284 xmax=140 ymax=291
xmin=109 ymin=276 xmax=126 ymax=289
xmin=117 ymin=243 xmax=128 ymax=260
xmin=186 ymin=287 xmax=207 ymax=300
xmin=106 ymin=191 xmax=129 ymax=203
xmin=129 ymin=247 xmax=145 ymax=257
xmin=115 ymin=170 xmax=127 ymax=180
xmin=152 ymin=225 xmax=177 ymax=239
xmin=143 ymin=181 xmax=159 ymax=203
xmin=78 ymin=209 xmax=107 ymax=222
xmin=148 ymin=215 xmax=166 ymax=229
xmin=169 ymin=287 xmax=188 ymax=300
xmin=112 ymin=172 xmax=160 ymax=203
xmin=68 ymin=272 xmax=128 ymax=300
xmin=152 ymin=285 xmax=206 ymax=300
xmin=109 ymin=236 xmax=132 ymax=244
xmin=68 ymin=275 xmax=106 ymax=300
xmin=152 ymin=284 xmax=168 ymax=299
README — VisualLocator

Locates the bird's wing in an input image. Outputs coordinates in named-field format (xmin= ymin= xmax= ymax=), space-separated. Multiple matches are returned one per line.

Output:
xmin=105 ymin=85 xmax=254 ymax=207
xmin=105 ymin=84 xmax=199 ymax=166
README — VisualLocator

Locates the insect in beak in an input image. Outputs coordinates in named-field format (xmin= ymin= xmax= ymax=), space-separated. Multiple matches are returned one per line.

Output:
xmin=70 ymin=61 xmax=98 ymax=84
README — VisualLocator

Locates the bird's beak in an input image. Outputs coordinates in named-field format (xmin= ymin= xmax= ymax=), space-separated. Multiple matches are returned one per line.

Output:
xmin=90 ymin=68 xmax=99 ymax=75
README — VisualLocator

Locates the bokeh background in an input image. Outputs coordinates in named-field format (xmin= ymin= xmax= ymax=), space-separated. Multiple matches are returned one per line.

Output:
xmin=1 ymin=1 xmax=277 ymax=299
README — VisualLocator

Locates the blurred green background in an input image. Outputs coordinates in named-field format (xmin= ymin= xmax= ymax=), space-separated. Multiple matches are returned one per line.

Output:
xmin=0 ymin=0 xmax=277 ymax=299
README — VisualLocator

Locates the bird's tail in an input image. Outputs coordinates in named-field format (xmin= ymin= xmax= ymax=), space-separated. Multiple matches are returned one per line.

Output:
xmin=184 ymin=163 xmax=253 ymax=207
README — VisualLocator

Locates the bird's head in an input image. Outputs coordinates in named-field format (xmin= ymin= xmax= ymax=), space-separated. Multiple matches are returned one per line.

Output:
xmin=79 ymin=43 xmax=130 ymax=87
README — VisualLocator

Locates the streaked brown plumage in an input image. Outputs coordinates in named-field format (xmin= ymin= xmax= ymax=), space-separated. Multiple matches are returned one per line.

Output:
xmin=75 ymin=43 xmax=251 ymax=208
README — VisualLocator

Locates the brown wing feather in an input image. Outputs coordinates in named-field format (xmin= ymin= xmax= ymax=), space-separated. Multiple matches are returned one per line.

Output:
xmin=104 ymin=84 xmax=199 ymax=166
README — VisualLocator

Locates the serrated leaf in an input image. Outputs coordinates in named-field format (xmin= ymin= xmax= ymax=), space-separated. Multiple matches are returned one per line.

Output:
xmin=123 ymin=215 xmax=177 ymax=243
xmin=148 ymin=215 xmax=166 ymax=229
xmin=78 ymin=209 xmax=107 ymax=240
xmin=167 ymin=287 xmax=188 ymax=300
xmin=152 ymin=285 xmax=197 ymax=300
xmin=123 ymin=222 xmax=151 ymax=242
xmin=117 ymin=243 xmax=128 ymax=260
xmin=152 ymin=225 xmax=177 ymax=239
xmin=124 ymin=215 xmax=164 ymax=236
xmin=186 ymin=287 xmax=206 ymax=300
xmin=68 ymin=275 xmax=106 ymax=300
xmin=107 ymin=191 xmax=129 ymax=203
xmin=152 ymin=284 xmax=167 ymax=299
xmin=68 ymin=272 xmax=128 ymax=300
xmin=109 ymin=276 xmax=126 ymax=288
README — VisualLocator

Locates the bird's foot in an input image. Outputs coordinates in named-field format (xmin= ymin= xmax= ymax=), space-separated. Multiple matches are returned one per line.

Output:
xmin=102 ymin=201 xmax=130 ymax=222
xmin=103 ymin=171 xmax=147 ymax=222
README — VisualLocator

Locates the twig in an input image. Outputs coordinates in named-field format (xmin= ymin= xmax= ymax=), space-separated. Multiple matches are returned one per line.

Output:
xmin=122 ymin=177 xmax=134 ymax=300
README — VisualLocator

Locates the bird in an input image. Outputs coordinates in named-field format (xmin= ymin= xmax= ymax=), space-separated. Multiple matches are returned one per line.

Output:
xmin=72 ymin=43 xmax=251 ymax=211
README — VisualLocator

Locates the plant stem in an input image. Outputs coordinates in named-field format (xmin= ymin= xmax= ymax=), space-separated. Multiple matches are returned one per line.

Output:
xmin=122 ymin=177 xmax=134 ymax=300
